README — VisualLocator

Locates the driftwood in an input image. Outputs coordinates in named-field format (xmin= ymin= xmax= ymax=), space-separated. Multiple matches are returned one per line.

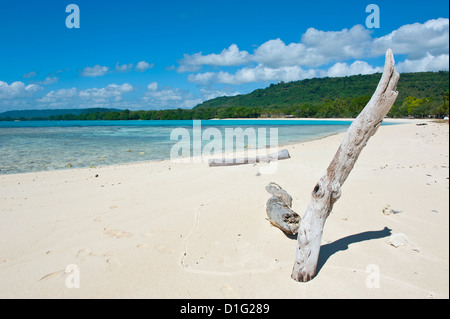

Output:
xmin=265 ymin=183 xmax=300 ymax=235
xmin=288 ymin=49 xmax=400 ymax=282
xmin=208 ymin=149 xmax=290 ymax=167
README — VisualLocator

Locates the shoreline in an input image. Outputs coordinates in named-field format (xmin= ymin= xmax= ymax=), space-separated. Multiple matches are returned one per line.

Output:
xmin=0 ymin=118 xmax=415 ymax=177
xmin=0 ymin=119 xmax=448 ymax=298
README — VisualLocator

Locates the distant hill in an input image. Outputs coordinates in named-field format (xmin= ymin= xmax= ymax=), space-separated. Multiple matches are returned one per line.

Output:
xmin=195 ymin=71 xmax=449 ymax=110
xmin=0 ymin=108 xmax=122 ymax=119
xmin=0 ymin=72 xmax=447 ymax=121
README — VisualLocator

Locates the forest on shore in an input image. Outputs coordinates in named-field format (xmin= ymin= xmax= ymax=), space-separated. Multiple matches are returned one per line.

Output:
xmin=1 ymin=71 xmax=448 ymax=121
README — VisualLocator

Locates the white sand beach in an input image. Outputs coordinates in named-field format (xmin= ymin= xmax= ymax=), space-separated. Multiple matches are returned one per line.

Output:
xmin=0 ymin=119 xmax=448 ymax=298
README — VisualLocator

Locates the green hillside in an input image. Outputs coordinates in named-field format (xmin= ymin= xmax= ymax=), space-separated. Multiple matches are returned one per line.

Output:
xmin=196 ymin=71 xmax=449 ymax=109
xmin=0 ymin=108 xmax=122 ymax=119
xmin=1 ymin=72 xmax=448 ymax=121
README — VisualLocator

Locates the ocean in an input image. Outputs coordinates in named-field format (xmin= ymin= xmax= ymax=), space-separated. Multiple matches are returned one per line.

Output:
xmin=0 ymin=119 xmax=359 ymax=174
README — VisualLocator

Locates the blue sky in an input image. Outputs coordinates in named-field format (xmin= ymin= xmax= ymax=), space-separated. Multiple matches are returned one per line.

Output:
xmin=0 ymin=0 xmax=448 ymax=112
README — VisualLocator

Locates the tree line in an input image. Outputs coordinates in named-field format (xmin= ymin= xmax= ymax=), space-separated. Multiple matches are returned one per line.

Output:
xmin=1 ymin=71 xmax=448 ymax=121
xmin=1 ymin=90 xmax=447 ymax=122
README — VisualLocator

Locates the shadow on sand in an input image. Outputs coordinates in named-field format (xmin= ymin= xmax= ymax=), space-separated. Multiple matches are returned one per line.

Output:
xmin=283 ymin=226 xmax=392 ymax=275
xmin=317 ymin=227 xmax=392 ymax=274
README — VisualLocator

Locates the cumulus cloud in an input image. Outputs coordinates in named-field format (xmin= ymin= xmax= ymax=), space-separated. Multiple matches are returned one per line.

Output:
xmin=326 ymin=61 xmax=383 ymax=78
xmin=144 ymin=87 xmax=183 ymax=102
xmin=371 ymin=18 xmax=449 ymax=59
xmin=35 ymin=76 xmax=59 ymax=85
xmin=37 ymin=88 xmax=77 ymax=105
xmin=143 ymin=82 xmax=201 ymax=108
xmin=81 ymin=65 xmax=109 ymax=77
xmin=115 ymin=63 xmax=134 ymax=72
xmin=180 ymin=18 xmax=449 ymax=85
xmin=179 ymin=25 xmax=372 ymax=72
xmin=23 ymin=71 xmax=37 ymax=79
xmin=189 ymin=64 xmax=317 ymax=85
xmin=136 ymin=61 xmax=153 ymax=72
xmin=397 ymin=53 xmax=449 ymax=73
xmin=178 ymin=44 xmax=250 ymax=72
xmin=199 ymin=87 xmax=241 ymax=101
xmin=0 ymin=81 xmax=41 ymax=99
xmin=79 ymin=83 xmax=133 ymax=101
xmin=45 ymin=88 xmax=78 ymax=99
xmin=147 ymin=82 xmax=158 ymax=91
xmin=301 ymin=25 xmax=372 ymax=62
xmin=38 ymin=83 xmax=133 ymax=107
xmin=252 ymin=39 xmax=309 ymax=68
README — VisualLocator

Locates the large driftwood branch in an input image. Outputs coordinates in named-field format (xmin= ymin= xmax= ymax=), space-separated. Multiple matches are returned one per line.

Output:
xmin=291 ymin=49 xmax=400 ymax=282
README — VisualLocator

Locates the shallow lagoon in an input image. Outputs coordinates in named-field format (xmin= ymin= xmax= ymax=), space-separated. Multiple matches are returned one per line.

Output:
xmin=0 ymin=119 xmax=357 ymax=174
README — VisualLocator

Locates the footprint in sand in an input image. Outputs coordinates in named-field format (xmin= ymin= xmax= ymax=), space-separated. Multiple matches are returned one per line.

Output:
xmin=137 ymin=243 xmax=148 ymax=248
xmin=103 ymin=227 xmax=133 ymax=239
xmin=155 ymin=244 xmax=174 ymax=254
xmin=76 ymin=249 xmax=120 ymax=271
xmin=220 ymin=284 xmax=241 ymax=298
xmin=0 ymin=258 xmax=8 ymax=264
xmin=76 ymin=249 xmax=90 ymax=261
xmin=103 ymin=250 xmax=116 ymax=257
xmin=94 ymin=216 xmax=104 ymax=222
xmin=106 ymin=256 xmax=122 ymax=271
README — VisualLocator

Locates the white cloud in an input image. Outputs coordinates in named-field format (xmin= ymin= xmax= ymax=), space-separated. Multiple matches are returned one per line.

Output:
xmin=397 ymin=53 xmax=450 ymax=73
xmin=35 ymin=76 xmax=59 ymax=85
xmin=180 ymin=18 xmax=449 ymax=85
xmin=189 ymin=64 xmax=317 ymax=85
xmin=79 ymin=83 xmax=133 ymax=99
xmin=136 ymin=61 xmax=153 ymax=72
xmin=199 ymin=87 xmax=241 ymax=101
xmin=371 ymin=18 xmax=449 ymax=59
xmin=115 ymin=63 xmax=134 ymax=72
xmin=178 ymin=44 xmax=250 ymax=72
xmin=187 ymin=72 xmax=216 ymax=84
xmin=147 ymin=82 xmax=158 ymax=91
xmin=144 ymin=88 xmax=183 ymax=101
xmin=81 ymin=65 xmax=109 ymax=77
xmin=23 ymin=71 xmax=37 ymax=79
xmin=37 ymin=88 xmax=77 ymax=104
xmin=253 ymin=39 xmax=309 ymax=68
xmin=326 ymin=61 xmax=383 ymax=78
xmin=301 ymin=25 xmax=372 ymax=63
xmin=45 ymin=88 xmax=78 ymax=99
xmin=251 ymin=26 xmax=371 ymax=69
xmin=0 ymin=81 xmax=41 ymax=99
xmin=143 ymin=83 xmax=200 ymax=108
xmin=179 ymin=25 xmax=372 ymax=72
xmin=37 ymin=84 xmax=133 ymax=107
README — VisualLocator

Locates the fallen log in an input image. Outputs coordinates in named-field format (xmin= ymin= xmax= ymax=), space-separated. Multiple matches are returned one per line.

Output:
xmin=208 ymin=149 xmax=290 ymax=167
xmin=289 ymin=49 xmax=400 ymax=282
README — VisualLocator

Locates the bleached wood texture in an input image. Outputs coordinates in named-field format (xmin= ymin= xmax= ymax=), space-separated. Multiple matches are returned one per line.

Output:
xmin=208 ymin=149 xmax=290 ymax=167
xmin=265 ymin=182 xmax=300 ymax=235
xmin=291 ymin=49 xmax=400 ymax=282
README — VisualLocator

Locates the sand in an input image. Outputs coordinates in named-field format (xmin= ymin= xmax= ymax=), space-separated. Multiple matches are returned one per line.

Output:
xmin=0 ymin=119 xmax=448 ymax=299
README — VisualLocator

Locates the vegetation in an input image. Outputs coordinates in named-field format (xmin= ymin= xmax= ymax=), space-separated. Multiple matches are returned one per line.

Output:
xmin=0 ymin=107 xmax=121 ymax=119
xmin=0 ymin=72 xmax=448 ymax=121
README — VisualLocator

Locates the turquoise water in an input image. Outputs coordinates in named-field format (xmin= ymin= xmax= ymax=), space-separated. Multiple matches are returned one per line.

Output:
xmin=0 ymin=119 xmax=358 ymax=174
